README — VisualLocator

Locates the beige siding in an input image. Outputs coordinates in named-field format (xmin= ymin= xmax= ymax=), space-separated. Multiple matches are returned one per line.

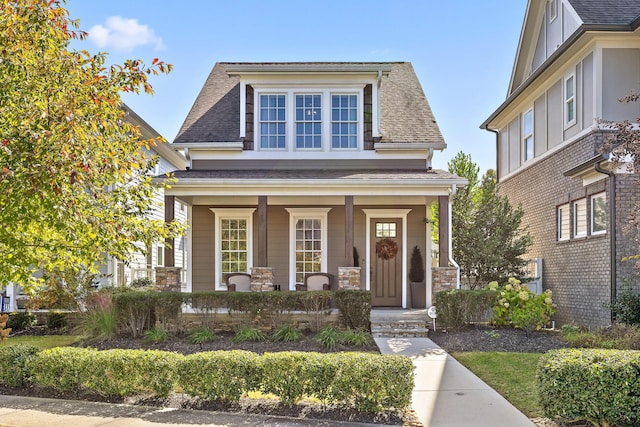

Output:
xmin=191 ymin=206 xmax=215 ymax=292
xmin=508 ymin=118 xmax=520 ymax=172
xmin=582 ymin=53 xmax=594 ymax=128
xmin=534 ymin=94 xmax=547 ymax=157
xmin=602 ymin=48 xmax=640 ymax=122
xmin=499 ymin=128 xmax=509 ymax=180
xmin=547 ymin=79 xmax=563 ymax=149
xmin=265 ymin=206 xmax=289 ymax=286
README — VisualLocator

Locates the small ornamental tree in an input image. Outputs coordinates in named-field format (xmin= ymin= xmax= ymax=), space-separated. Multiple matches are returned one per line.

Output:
xmin=409 ymin=246 xmax=425 ymax=283
xmin=0 ymin=0 xmax=183 ymax=293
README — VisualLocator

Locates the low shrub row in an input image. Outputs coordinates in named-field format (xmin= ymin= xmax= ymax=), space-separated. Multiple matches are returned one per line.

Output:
xmin=435 ymin=289 xmax=497 ymax=330
xmin=0 ymin=345 xmax=413 ymax=413
xmin=537 ymin=349 xmax=640 ymax=427
xmin=335 ymin=290 xmax=371 ymax=330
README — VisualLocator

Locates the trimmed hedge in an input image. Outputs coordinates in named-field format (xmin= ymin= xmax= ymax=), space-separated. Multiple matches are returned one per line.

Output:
xmin=335 ymin=290 xmax=371 ymax=330
xmin=0 ymin=345 xmax=40 ymax=387
xmin=30 ymin=347 xmax=183 ymax=398
xmin=537 ymin=349 xmax=640 ymax=426
xmin=435 ymin=289 xmax=497 ymax=329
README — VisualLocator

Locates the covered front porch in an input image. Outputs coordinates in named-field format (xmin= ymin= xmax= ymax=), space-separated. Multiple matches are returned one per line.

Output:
xmin=160 ymin=169 xmax=464 ymax=308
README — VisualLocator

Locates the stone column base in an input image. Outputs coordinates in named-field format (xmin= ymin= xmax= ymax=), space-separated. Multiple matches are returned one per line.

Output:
xmin=432 ymin=267 xmax=457 ymax=303
xmin=155 ymin=267 xmax=182 ymax=292
xmin=338 ymin=267 xmax=361 ymax=290
xmin=251 ymin=267 xmax=274 ymax=292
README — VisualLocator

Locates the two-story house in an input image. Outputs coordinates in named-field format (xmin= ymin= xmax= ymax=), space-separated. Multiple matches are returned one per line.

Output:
xmin=160 ymin=62 xmax=465 ymax=309
xmin=482 ymin=0 xmax=640 ymax=327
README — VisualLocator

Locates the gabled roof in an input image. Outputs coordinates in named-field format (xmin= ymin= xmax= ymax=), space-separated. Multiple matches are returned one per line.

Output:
xmin=568 ymin=0 xmax=640 ymax=26
xmin=174 ymin=62 xmax=444 ymax=145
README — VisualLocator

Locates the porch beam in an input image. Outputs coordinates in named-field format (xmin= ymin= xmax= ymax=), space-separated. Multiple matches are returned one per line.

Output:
xmin=438 ymin=195 xmax=449 ymax=267
xmin=258 ymin=196 xmax=268 ymax=267
xmin=164 ymin=195 xmax=175 ymax=267
xmin=345 ymin=196 xmax=354 ymax=267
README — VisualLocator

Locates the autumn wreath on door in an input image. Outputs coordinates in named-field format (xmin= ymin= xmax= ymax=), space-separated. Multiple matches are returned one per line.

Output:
xmin=376 ymin=238 xmax=398 ymax=260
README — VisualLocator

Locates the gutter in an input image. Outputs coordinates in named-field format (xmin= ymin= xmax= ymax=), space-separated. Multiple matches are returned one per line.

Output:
xmin=449 ymin=184 xmax=461 ymax=288
xmin=594 ymin=161 xmax=617 ymax=323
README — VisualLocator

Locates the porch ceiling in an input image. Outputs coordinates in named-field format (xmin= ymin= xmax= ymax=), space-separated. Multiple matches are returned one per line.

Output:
xmin=161 ymin=168 xmax=467 ymax=197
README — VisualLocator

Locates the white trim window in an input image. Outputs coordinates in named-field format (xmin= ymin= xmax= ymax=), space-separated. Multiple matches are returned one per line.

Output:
xmin=156 ymin=244 xmax=165 ymax=267
xmin=295 ymin=94 xmax=322 ymax=149
xmin=286 ymin=208 xmax=331 ymax=289
xmin=591 ymin=192 xmax=607 ymax=235
xmin=549 ymin=0 xmax=558 ymax=22
xmin=558 ymin=204 xmax=570 ymax=241
xmin=522 ymin=108 xmax=534 ymax=162
xmin=573 ymin=198 xmax=587 ymax=238
xmin=565 ymin=74 xmax=576 ymax=127
xmin=210 ymin=208 xmax=256 ymax=289
xmin=259 ymin=94 xmax=286 ymax=149
xmin=331 ymin=94 xmax=358 ymax=149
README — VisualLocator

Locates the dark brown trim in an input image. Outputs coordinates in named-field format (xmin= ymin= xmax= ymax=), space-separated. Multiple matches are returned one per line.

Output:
xmin=438 ymin=195 xmax=449 ymax=268
xmin=164 ymin=195 xmax=175 ymax=267
xmin=345 ymin=196 xmax=354 ymax=266
xmin=258 ymin=196 xmax=268 ymax=267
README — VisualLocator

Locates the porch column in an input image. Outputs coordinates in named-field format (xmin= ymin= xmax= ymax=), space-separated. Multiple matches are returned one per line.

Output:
xmin=438 ymin=195 xmax=449 ymax=267
xmin=164 ymin=195 xmax=175 ymax=267
xmin=258 ymin=196 xmax=268 ymax=267
xmin=345 ymin=196 xmax=354 ymax=267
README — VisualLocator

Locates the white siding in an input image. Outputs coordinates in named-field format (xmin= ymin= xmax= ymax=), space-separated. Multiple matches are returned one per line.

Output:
xmin=602 ymin=48 xmax=640 ymax=122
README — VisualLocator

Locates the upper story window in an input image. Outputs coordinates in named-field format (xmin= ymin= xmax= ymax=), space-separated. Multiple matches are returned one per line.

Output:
xmin=259 ymin=94 xmax=286 ymax=149
xmin=255 ymin=88 xmax=362 ymax=151
xmin=591 ymin=192 xmax=607 ymax=235
xmin=573 ymin=198 xmax=587 ymax=238
xmin=522 ymin=109 xmax=534 ymax=162
xmin=295 ymin=94 xmax=322 ymax=149
xmin=332 ymin=95 xmax=358 ymax=149
xmin=565 ymin=74 xmax=576 ymax=127
xmin=558 ymin=203 xmax=569 ymax=241
xmin=548 ymin=0 xmax=557 ymax=22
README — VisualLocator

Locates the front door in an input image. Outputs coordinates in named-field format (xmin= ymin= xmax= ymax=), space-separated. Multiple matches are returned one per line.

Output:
xmin=370 ymin=219 xmax=403 ymax=307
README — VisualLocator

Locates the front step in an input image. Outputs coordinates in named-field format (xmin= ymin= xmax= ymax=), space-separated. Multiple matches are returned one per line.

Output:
xmin=371 ymin=319 xmax=430 ymax=338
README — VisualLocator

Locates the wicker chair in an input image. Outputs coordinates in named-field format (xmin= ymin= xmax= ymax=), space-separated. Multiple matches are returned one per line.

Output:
xmin=225 ymin=272 xmax=252 ymax=292
xmin=295 ymin=272 xmax=332 ymax=291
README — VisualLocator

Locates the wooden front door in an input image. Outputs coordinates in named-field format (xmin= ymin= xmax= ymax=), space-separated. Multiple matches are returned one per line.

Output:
xmin=370 ymin=219 xmax=403 ymax=307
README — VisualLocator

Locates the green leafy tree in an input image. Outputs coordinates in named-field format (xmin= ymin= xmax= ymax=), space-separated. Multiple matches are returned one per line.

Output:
xmin=448 ymin=152 xmax=532 ymax=288
xmin=0 ymin=0 xmax=182 ymax=292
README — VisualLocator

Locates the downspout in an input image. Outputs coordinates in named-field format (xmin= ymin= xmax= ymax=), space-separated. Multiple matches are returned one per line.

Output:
xmin=594 ymin=162 xmax=617 ymax=323
xmin=485 ymin=127 xmax=500 ymax=179
xmin=449 ymin=184 xmax=461 ymax=288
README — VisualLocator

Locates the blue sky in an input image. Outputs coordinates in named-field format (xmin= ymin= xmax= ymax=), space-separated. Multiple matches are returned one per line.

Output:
xmin=66 ymin=1 xmax=527 ymax=173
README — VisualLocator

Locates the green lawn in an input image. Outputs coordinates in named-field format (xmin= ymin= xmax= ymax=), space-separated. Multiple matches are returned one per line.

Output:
xmin=452 ymin=352 xmax=543 ymax=418
xmin=3 ymin=335 xmax=82 ymax=349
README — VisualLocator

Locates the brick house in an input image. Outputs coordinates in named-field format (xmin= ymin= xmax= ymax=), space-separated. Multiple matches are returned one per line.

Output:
xmin=159 ymin=62 xmax=465 ymax=308
xmin=481 ymin=0 xmax=640 ymax=327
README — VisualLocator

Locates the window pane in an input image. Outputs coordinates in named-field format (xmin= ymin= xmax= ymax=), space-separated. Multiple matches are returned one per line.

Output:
xmin=259 ymin=94 xmax=286 ymax=149
xmin=592 ymin=194 xmax=607 ymax=233
xmin=294 ymin=216 xmax=323 ymax=284
xmin=295 ymin=94 xmax=321 ymax=149
xmin=331 ymin=95 xmax=358 ymax=149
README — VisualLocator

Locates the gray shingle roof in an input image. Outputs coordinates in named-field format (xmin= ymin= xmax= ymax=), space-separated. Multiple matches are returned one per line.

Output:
xmin=568 ymin=0 xmax=640 ymax=26
xmin=174 ymin=62 xmax=444 ymax=145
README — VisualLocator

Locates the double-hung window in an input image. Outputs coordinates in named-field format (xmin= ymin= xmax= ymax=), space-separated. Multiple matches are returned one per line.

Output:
xmin=331 ymin=94 xmax=358 ymax=149
xmin=295 ymin=94 xmax=322 ymax=149
xmin=557 ymin=204 xmax=570 ymax=241
xmin=573 ymin=199 xmax=587 ymax=238
xmin=523 ymin=109 xmax=534 ymax=162
xmin=549 ymin=0 xmax=557 ymax=22
xmin=565 ymin=75 xmax=576 ymax=127
xmin=591 ymin=192 xmax=607 ymax=235
xmin=259 ymin=94 xmax=286 ymax=149
xmin=210 ymin=208 xmax=255 ymax=289
xmin=286 ymin=208 xmax=330 ymax=289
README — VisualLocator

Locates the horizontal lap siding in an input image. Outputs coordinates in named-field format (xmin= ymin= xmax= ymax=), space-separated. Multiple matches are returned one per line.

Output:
xmin=191 ymin=206 xmax=215 ymax=292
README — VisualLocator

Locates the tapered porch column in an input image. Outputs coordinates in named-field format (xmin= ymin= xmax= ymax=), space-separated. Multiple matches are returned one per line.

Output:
xmin=164 ymin=195 xmax=175 ymax=267
xmin=438 ymin=195 xmax=449 ymax=267
xmin=344 ymin=196 xmax=354 ymax=266
xmin=257 ymin=196 xmax=268 ymax=267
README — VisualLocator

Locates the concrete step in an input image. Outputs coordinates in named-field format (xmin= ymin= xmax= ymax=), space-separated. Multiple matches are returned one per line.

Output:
xmin=372 ymin=327 xmax=430 ymax=338
xmin=371 ymin=320 xmax=428 ymax=329
xmin=371 ymin=319 xmax=430 ymax=338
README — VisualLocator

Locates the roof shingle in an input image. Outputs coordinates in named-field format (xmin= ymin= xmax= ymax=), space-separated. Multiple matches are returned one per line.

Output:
xmin=568 ymin=0 xmax=640 ymax=26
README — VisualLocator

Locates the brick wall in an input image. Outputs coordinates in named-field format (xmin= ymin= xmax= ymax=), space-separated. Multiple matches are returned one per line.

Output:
xmin=499 ymin=130 xmax=640 ymax=327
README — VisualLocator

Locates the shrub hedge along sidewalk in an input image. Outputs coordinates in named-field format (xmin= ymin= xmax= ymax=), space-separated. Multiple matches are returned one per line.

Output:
xmin=0 ymin=344 xmax=414 ymax=413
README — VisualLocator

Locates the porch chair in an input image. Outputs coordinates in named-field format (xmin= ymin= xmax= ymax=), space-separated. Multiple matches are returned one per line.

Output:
xmin=225 ymin=273 xmax=252 ymax=292
xmin=296 ymin=272 xmax=332 ymax=291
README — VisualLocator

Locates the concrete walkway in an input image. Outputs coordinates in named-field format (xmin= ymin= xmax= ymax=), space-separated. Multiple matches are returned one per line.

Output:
xmin=375 ymin=337 xmax=535 ymax=427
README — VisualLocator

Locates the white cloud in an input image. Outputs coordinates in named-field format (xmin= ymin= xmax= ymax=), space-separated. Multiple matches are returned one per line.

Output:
xmin=88 ymin=16 xmax=165 ymax=52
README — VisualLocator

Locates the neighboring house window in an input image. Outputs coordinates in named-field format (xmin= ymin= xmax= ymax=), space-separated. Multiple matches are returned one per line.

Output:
xmin=523 ymin=109 xmax=534 ymax=162
xmin=591 ymin=192 xmax=607 ymax=235
xmin=565 ymin=75 xmax=576 ymax=127
xmin=295 ymin=94 xmax=322 ymax=149
xmin=331 ymin=94 xmax=358 ymax=149
xmin=156 ymin=244 xmax=164 ymax=267
xmin=557 ymin=204 xmax=570 ymax=241
xmin=549 ymin=0 xmax=557 ymax=22
xmin=573 ymin=199 xmax=587 ymax=238
xmin=210 ymin=208 xmax=255 ymax=289
xmin=259 ymin=94 xmax=286 ymax=149
xmin=286 ymin=208 xmax=330 ymax=288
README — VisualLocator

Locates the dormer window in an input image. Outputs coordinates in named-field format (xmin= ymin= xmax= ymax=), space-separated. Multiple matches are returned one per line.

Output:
xmin=254 ymin=88 xmax=362 ymax=151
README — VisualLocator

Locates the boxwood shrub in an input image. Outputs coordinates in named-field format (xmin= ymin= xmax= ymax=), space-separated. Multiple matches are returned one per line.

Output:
xmin=537 ymin=349 xmax=640 ymax=426
xmin=0 ymin=345 xmax=40 ymax=387
xmin=335 ymin=290 xmax=371 ymax=330
xmin=435 ymin=289 xmax=497 ymax=329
